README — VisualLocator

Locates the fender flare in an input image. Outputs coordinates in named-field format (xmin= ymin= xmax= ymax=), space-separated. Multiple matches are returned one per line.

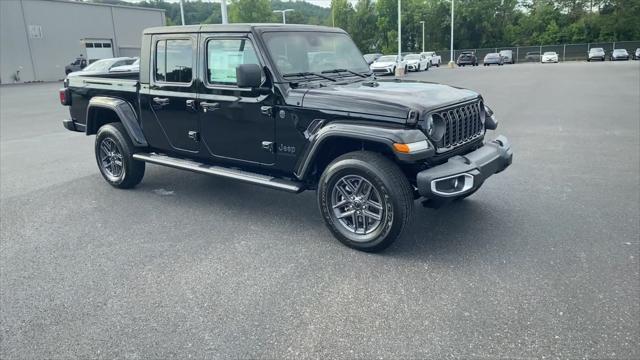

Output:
xmin=86 ymin=96 xmax=148 ymax=147
xmin=294 ymin=121 xmax=431 ymax=180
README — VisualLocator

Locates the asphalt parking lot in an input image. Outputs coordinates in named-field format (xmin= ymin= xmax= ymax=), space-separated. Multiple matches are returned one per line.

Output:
xmin=1 ymin=61 xmax=639 ymax=358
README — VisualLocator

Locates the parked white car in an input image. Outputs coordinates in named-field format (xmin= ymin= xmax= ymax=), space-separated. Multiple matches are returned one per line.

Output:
xmin=370 ymin=55 xmax=407 ymax=75
xmin=403 ymin=54 xmax=429 ymax=71
xmin=541 ymin=51 xmax=559 ymax=63
xmin=420 ymin=51 xmax=442 ymax=67
xmin=65 ymin=57 xmax=137 ymax=78
xmin=110 ymin=58 xmax=140 ymax=72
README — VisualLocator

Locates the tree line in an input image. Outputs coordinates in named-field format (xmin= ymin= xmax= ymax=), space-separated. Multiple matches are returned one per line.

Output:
xmin=92 ymin=0 xmax=640 ymax=53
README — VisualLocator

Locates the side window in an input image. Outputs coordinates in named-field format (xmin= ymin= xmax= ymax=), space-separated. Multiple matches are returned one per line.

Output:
xmin=207 ymin=39 xmax=260 ymax=85
xmin=155 ymin=39 xmax=193 ymax=84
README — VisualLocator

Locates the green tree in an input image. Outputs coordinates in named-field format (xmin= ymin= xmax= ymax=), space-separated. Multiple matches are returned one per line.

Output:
xmin=351 ymin=0 xmax=378 ymax=52
xmin=331 ymin=0 xmax=355 ymax=33
xmin=228 ymin=0 xmax=272 ymax=23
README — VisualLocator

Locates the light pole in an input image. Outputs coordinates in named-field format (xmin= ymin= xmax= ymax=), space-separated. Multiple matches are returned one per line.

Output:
xmin=449 ymin=0 xmax=455 ymax=67
xmin=273 ymin=9 xmax=294 ymax=24
xmin=420 ymin=21 xmax=425 ymax=53
xmin=221 ymin=0 xmax=228 ymax=24
xmin=397 ymin=0 xmax=402 ymax=76
xmin=179 ymin=0 xmax=185 ymax=25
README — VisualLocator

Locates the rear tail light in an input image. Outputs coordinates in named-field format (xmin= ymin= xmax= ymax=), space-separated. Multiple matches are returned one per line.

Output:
xmin=59 ymin=88 xmax=71 ymax=106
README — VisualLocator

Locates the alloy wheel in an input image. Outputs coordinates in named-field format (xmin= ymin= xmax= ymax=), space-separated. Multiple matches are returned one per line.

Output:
xmin=331 ymin=175 xmax=385 ymax=238
xmin=99 ymin=137 xmax=125 ymax=181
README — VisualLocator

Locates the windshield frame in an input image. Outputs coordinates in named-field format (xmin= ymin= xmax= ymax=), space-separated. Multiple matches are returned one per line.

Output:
xmin=260 ymin=29 xmax=370 ymax=83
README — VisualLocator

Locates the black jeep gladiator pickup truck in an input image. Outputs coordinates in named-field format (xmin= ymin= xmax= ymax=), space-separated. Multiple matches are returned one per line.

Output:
xmin=60 ymin=24 xmax=512 ymax=252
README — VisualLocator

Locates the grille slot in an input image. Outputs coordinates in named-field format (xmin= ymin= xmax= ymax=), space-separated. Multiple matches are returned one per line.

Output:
xmin=434 ymin=101 xmax=484 ymax=151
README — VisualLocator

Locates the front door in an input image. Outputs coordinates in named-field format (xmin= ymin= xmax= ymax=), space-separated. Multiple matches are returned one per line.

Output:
xmin=145 ymin=35 xmax=199 ymax=154
xmin=198 ymin=35 xmax=275 ymax=166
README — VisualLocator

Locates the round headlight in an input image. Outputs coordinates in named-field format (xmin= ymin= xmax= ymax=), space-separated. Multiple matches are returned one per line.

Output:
xmin=425 ymin=114 xmax=446 ymax=142
xmin=425 ymin=115 xmax=434 ymax=136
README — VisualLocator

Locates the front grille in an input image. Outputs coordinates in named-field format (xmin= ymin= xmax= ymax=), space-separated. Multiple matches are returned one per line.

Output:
xmin=433 ymin=100 xmax=484 ymax=151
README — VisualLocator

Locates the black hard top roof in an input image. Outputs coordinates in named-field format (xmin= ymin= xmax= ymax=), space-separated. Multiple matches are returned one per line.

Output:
xmin=144 ymin=24 xmax=344 ymax=35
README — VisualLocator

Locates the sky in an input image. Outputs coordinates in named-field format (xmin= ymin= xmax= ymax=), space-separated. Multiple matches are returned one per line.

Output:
xmin=120 ymin=0 xmax=338 ymax=8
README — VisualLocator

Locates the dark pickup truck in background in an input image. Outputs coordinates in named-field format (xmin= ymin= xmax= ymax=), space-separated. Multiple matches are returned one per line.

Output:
xmin=60 ymin=24 xmax=512 ymax=252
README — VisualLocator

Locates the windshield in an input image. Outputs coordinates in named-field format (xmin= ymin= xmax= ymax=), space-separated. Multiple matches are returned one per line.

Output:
xmin=422 ymin=52 xmax=434 ymax=56
xmin=83 ymin=59 xmax=113 ymax=72
xmin=377 ymin=55 xmax=397 ymax=62
xmin=404 ymin=54 xmax=420 ymax=60
xmin=613 ymin=49 xmax=626 ymax=53
xmin=590 ymin=48 xmax=604 ymax=53
xmin=263 ymin=31 xmax=369 ymax=76
xmin=486 ymin=53 xmax=499 ymax=58
xmin=544 ymin=52 xmax=556 ymax=55
xmin=499 ymin=50 xmax=511 ymax=55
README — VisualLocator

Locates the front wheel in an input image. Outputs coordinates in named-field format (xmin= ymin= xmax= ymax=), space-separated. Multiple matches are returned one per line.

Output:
xmin=95 ymin=123 xmax=145 ymax=189
xmin=318 ymin=151 xmax=414 ymax=252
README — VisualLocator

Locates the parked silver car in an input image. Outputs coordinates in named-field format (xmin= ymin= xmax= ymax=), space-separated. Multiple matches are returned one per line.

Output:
xmin=587 ymin=47 xmax=606 ymax=61
xmin=483 ymin=53 xmax=504 ymax=66
xmin=499 ymin=50 xmax=514 ymax=64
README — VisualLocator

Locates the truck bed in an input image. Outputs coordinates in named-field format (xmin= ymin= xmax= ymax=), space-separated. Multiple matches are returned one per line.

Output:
xmin=66 ymin=72 xmax=140 ymax=130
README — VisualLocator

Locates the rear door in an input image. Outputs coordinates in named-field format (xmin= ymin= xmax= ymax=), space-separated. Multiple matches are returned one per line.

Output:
xmin=144 ymin=34 xmax=200 ymax=154
xmin=197 ymin=34 xmax=275 ymax=165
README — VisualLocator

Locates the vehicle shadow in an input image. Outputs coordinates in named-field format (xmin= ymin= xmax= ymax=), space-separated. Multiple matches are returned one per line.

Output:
xmin=137 ymin=167 xmax=516 ymax=260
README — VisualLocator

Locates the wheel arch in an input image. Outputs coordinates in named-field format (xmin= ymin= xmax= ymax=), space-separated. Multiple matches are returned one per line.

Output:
xmin=86 ymin=96 xmax=148 ymax=147
xmin=294 ymin=121 xmax=429 ymax=182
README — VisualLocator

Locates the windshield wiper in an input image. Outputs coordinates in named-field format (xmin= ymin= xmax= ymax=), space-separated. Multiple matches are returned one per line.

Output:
xmin=321 ymin=68 xmax=370 ymax=78
xmin=282 ymin=72 xmax=336 ymax=82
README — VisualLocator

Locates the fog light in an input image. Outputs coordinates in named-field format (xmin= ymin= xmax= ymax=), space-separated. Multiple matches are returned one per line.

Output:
xmin=430 ymin=173 xmax=474 ymax=196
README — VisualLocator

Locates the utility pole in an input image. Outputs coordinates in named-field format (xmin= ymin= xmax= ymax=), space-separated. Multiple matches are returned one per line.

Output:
xmin=420 ymin=21 xmax=425 ymax=53
xmin=273 ymin=9 xmax=294 ymax=24
xmin=397 ymin=0 xmax=402 ymax=76
xmin=179 ymin=0 xmax=185 ymax=25
xmin=449 ymin=0 xmax=454 ymax=67
xmin=221 ymin=0 xmax=228 ymax=24
xmin=332 ymin=6 xmax=335 ymax=27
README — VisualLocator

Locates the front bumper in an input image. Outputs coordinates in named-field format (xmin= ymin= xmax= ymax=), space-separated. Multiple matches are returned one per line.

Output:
xmin=416 ymin=135 xmax=513 ymax=199
xmin=407 ymin=63 xmax=419 ymax=71
xmin=372 ymin=67 xmax=394 ymax=75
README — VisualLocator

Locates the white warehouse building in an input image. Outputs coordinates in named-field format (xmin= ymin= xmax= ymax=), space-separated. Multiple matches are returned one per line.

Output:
xmin=0 ymin=0 xmax=165 ymax=84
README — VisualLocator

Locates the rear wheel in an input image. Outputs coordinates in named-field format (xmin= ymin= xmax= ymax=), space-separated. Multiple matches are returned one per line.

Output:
xmin=95 ymin=123 xmax=145 ymax=189
xmin=318 ymin=151 xmax=414 ymax=252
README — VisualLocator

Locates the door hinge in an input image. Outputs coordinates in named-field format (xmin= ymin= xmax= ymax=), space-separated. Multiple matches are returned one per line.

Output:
xmin=188 ymin=131 xmax=200 ymax=142
xmin=260 ymin=106 xmax=273 ymax=117
xmin=261 ymin=141 xmax=274 ymax=153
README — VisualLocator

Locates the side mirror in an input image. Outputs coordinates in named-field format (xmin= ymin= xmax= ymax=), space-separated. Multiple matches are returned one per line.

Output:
xmin=236 ymin=63 xmax=262 ymax=89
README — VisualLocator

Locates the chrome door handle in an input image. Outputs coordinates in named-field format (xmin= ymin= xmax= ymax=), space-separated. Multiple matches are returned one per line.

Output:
xmin=186 ymin=99 xmax=197 ymax=112
xmin=152 ymin=97 xmax=170 ymax=106
xmin=200 ymin=101 xmax=219 ymax=113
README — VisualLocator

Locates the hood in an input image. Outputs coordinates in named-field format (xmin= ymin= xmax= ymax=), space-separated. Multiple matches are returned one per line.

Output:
xmin=301 ymin=79 xmax=479 ymax=123
xmin=370 ymin=61 xmax=396 ymax=68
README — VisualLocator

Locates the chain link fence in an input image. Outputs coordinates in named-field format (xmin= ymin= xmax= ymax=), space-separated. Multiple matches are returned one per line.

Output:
xmin=433 ymin=40 xmax=640 ymax=64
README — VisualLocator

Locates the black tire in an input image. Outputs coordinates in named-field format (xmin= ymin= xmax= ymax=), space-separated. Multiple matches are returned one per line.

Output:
xmin=95 ymin=122 xmax=145 ymax=189
xmin=317 ymin=151 xmax=414 ymax=252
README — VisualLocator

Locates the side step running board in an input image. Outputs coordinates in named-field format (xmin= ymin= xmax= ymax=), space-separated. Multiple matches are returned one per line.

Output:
xmin=132 ymin=153 xmax=304 ymax=193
